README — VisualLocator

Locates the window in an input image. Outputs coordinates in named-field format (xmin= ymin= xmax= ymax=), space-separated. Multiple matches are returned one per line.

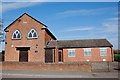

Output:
xmin=12 ymin=30 xmax=21 ymax=39
xmin=84 ymin=48 xmax=92 ymax=56
xmin=68 ymin=49 xmax=76 ymax=57
xmin=100 ymin=48 xmax=107 ymax=56
xmin=28 ymin=29 xmax=38 ymax=38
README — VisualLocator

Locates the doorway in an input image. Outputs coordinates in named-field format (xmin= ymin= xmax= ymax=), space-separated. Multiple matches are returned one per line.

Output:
xmin=58 ymin=50 xmax=63 ymax=62
xmin=16 ymin=47 xmax=30 ymax=62
xmin=19 ymin=50 xmax=28 ymax=62
xmin=45 ymin=49 xmax=53 ymax=63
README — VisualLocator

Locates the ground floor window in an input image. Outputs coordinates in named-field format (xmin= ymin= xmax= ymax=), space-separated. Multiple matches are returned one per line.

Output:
xmin=84 ymin=48 xmax=92 ymax=56
xmin=100 ymin=48 xmax=107 ymax=56
xmin=68 ymin=49 xmax=76 ymax=57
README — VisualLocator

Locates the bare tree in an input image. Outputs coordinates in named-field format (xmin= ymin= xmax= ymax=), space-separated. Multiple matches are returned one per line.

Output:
xmin=0 ymin=18 xmax=3 ymax=42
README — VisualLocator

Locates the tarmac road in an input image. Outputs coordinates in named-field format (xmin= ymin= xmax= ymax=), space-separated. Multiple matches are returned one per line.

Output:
xmin=1 ymin=70 xmax=119 ymax=78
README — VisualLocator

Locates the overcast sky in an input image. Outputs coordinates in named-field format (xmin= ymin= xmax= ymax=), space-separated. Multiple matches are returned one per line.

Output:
xmin=0 ymin=1 xmax=119 ymax=52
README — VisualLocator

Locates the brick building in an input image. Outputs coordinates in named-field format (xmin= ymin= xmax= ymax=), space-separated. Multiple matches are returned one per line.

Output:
xmin=4 ymin=13 xmax=113 ymax=63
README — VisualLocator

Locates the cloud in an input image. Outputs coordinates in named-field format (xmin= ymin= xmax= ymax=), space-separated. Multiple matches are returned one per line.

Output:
xmin=63 ymin=27 xmax=95 ymax=32
xmin=30 ymin=0 xmax=48 ymax=2
xmin=118 ymin=11 xmax=120 ymax=14
xmin=0 ymin=3 xmax=2 ymax=15
xmin=2 ymin=0 xmax=120 ymax=2
xmin=1 ymin=2 xmax=40 ymax=13
xmin=57 ymin=7 xmax=113 ymax=16
xmin=100 ymin=20 xmax=118 ymax=49
xmin=58 ymin=10 xmax=94 ymax=15
xmin=2 ymin=0 xmax=50 ymax=2
xmin=108 ymin=17 xmax=120 ymax=21
xmin=102 ymin=22 xmax=118 ymax=33
xmin=60 ymin=18 xmax=118 ymax=49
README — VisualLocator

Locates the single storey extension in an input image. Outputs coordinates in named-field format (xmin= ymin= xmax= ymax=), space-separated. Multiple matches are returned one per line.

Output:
xmin=46 ymin=39 xmax=113 ymax=63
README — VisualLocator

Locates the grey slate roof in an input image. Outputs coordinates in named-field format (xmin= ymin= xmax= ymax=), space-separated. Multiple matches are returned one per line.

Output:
xmin=46 ymin=39 xmax=113 ymax=48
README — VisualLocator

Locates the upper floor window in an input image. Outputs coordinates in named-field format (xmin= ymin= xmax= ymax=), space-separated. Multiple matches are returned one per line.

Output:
xmin=27 ymin=29 xmax=38 ymax=38
xmin=100 ymin=48 xmax=107 ymax=56
xmin=68 ymin=49 xmax=76 ymax=57
xmin=84 ymin=48 xmax=92 ymax=56
xmin=12 ymin=30 xmax=21 ymax=39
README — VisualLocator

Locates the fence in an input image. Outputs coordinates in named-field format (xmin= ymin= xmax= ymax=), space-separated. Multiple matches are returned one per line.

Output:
xmin=91 ymin=62 xmax=115 ymax=72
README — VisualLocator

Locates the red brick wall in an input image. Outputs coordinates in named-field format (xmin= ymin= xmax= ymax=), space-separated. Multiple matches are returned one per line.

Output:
xmin=1 ymin=62 xmax=91 ymax=72
xmin=45 ymin=31 xmax=53 ymax=45
xmin=63 ymin=47 xmax=113 ymax=62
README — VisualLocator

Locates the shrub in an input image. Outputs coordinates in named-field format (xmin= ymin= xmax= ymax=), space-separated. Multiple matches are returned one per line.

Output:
xmin=114 ymin=54 xmax=120 ymax=62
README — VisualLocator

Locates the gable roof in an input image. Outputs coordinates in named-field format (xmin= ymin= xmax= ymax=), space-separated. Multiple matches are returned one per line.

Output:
xmin=4 ymin=13 xmax=47 ymax=31
xmin=4 ymin=13 xmax=56 ymax=40
xmin=46 ymin=39 xmax=113 ymax=48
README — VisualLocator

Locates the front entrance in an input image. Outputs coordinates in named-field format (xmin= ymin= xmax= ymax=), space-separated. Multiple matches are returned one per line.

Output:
xmin=45 ymin=49 xmax=53 ymax=63
xmin=58 ymin=50 xmax=63 ymax=62
xmin=16 ymin=47 xmax=30 ymax=62
xmin=19 ymin=50 xmax=28 ymax=62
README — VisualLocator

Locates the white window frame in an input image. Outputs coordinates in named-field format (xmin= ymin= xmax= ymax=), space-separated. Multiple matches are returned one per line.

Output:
xmin=68 ymin=49 xmax=76 ymax=57
xmin=84 ymin=48 xmax=92 ymax=56
xmin=100 ymin=48 xmax=107 ymax=56
xmin=12 ymin=30 xmax=21 ymax=39
xmin=27 ymin=29 xmax=38 ymax=39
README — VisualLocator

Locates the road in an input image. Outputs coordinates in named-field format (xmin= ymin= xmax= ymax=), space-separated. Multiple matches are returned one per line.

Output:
xmin=1 ymin=70 xmax=119 ymax=78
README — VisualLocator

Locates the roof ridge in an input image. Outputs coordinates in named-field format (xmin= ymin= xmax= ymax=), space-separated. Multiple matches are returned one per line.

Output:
xmin=57 ymin=38 xmax=107 ymax=41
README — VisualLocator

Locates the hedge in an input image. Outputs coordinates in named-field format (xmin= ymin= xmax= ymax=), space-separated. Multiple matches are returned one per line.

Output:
xmin=114 ymin=54 xmax=120 ymax=62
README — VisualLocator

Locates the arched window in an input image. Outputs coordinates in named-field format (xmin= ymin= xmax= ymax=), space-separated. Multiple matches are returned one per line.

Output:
xmin=28 ymin=29 xmax=38 ymax=38
xmin=12 ymin=30 xmax=21 ymax=39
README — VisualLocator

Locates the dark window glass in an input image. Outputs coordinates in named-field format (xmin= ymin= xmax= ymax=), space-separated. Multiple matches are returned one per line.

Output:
xmin=32 ymin=30 xmax=34 ymax=33
xmin=13 ymin=34 xmax=16 ymax=38
xmin=12 ymin=30 xmax=21 ymax=39
xmin=33 ymin=32 xmax=37 ymax=37
xmin=29 ymin=32 xmax=32 ymax=37
xmin=28 ymin=29 xmax=38 ymax=38
xmin=16 ymin=31 xmax=18 ymax=34
xmin=17 ymin=33 xmax=20 ymax=38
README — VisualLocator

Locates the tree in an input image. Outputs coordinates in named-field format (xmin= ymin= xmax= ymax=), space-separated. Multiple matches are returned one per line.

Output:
xmin=0 ymin=19 xmax=3 ymax=42
xmin=0 ymin=18 xmax=4 ymax=42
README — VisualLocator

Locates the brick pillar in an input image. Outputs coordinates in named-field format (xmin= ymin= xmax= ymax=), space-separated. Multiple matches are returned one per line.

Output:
xmin=55 ymin=47 xmax=58 ymax=63
xmin=111 ymin=47 xmax=114 ymax=62
xmin=52 ymin=49 xmax=55 ymax=63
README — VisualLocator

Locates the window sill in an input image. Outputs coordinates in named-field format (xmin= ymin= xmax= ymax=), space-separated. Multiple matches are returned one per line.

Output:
xmin=27 ymin=37 xmax=38 ymax=40
xmin=84 ymin=56 xmax=91 ymax=57
xmin=12 ymin=39 xmax=21 ymax=40
xmin=68 ymin=56 xmax=76 ymax=58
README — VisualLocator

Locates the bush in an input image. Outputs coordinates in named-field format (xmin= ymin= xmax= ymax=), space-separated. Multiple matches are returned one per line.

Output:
xmin=114 ymin=54 xmax=120 ymax=62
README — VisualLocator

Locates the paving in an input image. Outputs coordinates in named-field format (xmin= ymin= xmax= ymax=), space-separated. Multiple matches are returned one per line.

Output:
xmin=1 ymin=70 xmax=119 ymax=78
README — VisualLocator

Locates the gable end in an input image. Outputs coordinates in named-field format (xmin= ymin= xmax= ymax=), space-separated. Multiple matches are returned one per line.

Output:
xmin=4 ymin=13 xmax=47 ymax=31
